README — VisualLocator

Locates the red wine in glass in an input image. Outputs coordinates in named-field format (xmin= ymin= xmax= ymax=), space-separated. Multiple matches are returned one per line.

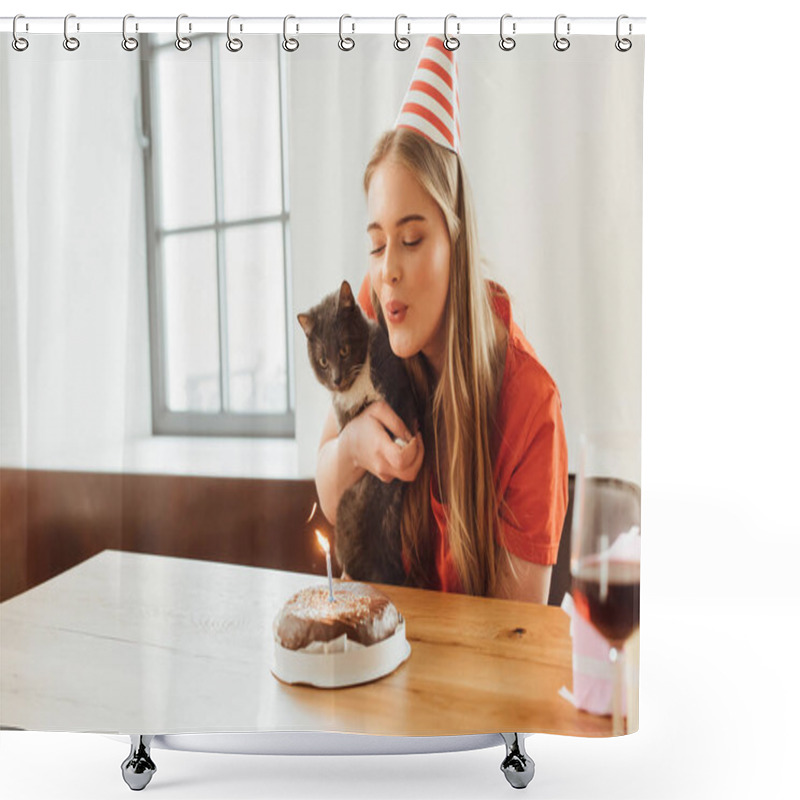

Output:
xmin=572 ymin=559 xmax=640 ymax=647
xmin=570 ymin=432 xmax=641 ymax=735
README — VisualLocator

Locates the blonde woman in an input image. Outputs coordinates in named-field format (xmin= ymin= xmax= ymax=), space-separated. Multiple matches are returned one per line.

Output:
xmin=316 ymin=40 xmax=568 ymax=603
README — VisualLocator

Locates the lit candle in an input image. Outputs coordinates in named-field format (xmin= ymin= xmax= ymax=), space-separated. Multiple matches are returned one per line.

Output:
xmin=305 ymin=501 xmax=318 ymax=524
xmin=315 ymin=530 xmax=334 ymax=602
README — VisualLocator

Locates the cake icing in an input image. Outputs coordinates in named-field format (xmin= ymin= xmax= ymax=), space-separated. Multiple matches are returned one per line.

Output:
xmin=274 ymin=581 xmax=401 ymax=651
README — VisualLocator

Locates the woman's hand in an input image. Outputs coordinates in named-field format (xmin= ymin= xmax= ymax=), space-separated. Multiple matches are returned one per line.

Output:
xmin=315 ymin=402 xmax=424 ymax=526
xmin=342 ymin=401 xmax=424 ymax=484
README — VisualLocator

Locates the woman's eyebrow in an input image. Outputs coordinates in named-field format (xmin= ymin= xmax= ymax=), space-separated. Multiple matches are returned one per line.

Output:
xmin=366 ymin=214 xmax=427 ymax=233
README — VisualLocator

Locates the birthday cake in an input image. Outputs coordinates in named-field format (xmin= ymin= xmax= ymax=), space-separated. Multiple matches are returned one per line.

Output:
xmin=271 ymin=581 xmax=411 ymax=688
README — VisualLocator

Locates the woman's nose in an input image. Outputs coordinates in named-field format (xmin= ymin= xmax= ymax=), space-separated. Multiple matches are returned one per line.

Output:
xmin=382 ymin=240 xmax=402 ymax=285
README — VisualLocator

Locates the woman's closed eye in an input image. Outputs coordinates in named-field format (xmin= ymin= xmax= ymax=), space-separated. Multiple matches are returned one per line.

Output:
xmin=369 ymin=238 xmax=422 ymax=255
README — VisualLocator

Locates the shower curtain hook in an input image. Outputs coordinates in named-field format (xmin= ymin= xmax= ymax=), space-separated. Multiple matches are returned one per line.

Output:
xmin=443 ymin=14 xmax=460 ymax=51
xmin=122 ymin=14 xmax=139 ymax=52
xmin=615 ymin=15 xmax=633 ymax=52
xmin=12 ymin=15 xmax=29 ymax=52
xmin=175 ymin=14 xmax=192 ymax=51
xmin=394 ymin=14 xmax=410 ymax=51
xmin=63 ymin=13 xmax=80 ymax=51
xmin=553 ymin=14 xmax=570 ymax=51
xmin=499 ymin=14 xmax=516 ymax=51
xmin=282 ymin=15 xmax=299 ymax=51
xmin=338 ymin=14 xmax=355 ymax=51
xmin=226 ymin=15 xmax=243 ymax=52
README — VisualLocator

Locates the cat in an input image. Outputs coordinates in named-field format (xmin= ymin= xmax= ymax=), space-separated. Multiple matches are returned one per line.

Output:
xmin=297 ymin=280 xmax=419 ymax=585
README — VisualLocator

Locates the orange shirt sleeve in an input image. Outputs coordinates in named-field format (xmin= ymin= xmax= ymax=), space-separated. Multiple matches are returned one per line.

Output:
xmin=495 ymin=364 xmax=569 ymax=567
xmin=356 ymin=274 xmax=376 ymax=320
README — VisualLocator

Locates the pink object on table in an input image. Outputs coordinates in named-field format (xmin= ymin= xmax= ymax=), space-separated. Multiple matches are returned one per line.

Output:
xmin=559 ymin=592 xmax=627 ymax=716
xmin=560 ymin=525 xmax=640 ymax=715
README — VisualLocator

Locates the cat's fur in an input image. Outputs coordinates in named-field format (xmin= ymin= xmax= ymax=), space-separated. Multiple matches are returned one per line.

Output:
xmin=298 ymin=280 xmax=418 ymax=585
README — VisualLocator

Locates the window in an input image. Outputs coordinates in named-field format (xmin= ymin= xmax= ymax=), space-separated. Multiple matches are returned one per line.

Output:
xmin=140 ymin=34 xmax=294 ymax=437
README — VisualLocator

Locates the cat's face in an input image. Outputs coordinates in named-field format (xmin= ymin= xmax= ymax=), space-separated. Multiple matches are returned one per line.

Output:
xmin=297 ymin=281 xmax=370 ymax=393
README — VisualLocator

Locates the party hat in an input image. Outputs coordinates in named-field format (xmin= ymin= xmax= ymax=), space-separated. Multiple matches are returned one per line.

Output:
xmin=394 ymin=36 xmax=461 ymax=154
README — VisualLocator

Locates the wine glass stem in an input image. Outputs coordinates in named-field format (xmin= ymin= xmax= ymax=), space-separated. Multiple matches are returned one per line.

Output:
xmin=610 ymin=645 xmax=626 ymax=735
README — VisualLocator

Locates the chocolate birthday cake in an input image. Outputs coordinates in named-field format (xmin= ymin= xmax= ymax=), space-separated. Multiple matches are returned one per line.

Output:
xmin=271 ymin=581 xmax=410 ymax=688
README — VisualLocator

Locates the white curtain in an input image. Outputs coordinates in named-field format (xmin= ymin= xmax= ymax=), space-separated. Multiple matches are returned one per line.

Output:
xmin=1 ymin=36 xmax=149 ymax=472
xmin=1 ymin=34 xmax=642 ymax=480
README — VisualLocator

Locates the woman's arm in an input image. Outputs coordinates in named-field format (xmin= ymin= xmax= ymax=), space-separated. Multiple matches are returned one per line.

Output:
xmin=315 ymin=402 xmax=425 ymax=526
xmin=492 ymin=553 xmax=552 ymax=604
xmin=488 ymin=373 xmax=567 ymax=605
xmin=315 ymin=406 xmax=363 ymax=526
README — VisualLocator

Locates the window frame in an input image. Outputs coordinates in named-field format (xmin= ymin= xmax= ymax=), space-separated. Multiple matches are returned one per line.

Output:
xmin=140 ymin=34 xmax=295 ymax=438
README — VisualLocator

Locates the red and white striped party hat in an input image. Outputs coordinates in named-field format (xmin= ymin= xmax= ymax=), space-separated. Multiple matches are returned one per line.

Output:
xmin=394 ymin=36 xmax=461 ymax=154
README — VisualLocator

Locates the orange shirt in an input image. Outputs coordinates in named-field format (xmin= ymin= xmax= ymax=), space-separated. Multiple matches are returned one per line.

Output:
xmin=357 ymin=275 xmax=568 ymax=594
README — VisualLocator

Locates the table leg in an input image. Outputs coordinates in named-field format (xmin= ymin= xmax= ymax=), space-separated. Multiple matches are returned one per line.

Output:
xmin=500 ymin=733 xmax=535 ymax=789
xmin=121 ymin=734 xmax=157 ymax=791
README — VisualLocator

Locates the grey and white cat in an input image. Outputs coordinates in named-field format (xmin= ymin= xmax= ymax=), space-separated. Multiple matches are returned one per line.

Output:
xmin=297 ymin=280 xmax=419 ymax=585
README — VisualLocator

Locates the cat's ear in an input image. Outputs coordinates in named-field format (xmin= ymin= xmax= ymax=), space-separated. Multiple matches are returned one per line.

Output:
xmin=297 ymin=313 xmax=314 ymax=338
xmin=338 ymin=280 xmax=355 ymax=311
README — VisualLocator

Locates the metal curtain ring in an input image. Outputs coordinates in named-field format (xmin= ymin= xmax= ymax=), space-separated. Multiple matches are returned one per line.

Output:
xmin=226 ymin=15 xmax=243 ymax=52
xmin=12 ymin=14 xmax=29 ymax=51
xmin=443 ymin=14 xmax=460 ymax=51
xmin=615 ymin=14 xmax=632 ymax=52
xmin=394 ymin=14 xmax=410 ymax=51
xmin=122 ymin=14 xmax=139 ymax=51
xmin=553 ymin=14 xmax=570 ymax=52
xmin=499 ymin=14 xmax=516 ymax=51
xmin=175 ymin=14 xmax=192 ymax=51
xmin=338 ymin=14 xmax=355 ymax=51
xmin=282 ymin=15 xmax=299 ymax=51
xmin=63 ymin=13 xmax=80 ymax=51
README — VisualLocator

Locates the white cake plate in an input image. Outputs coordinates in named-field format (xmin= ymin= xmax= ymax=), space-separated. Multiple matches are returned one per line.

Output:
xmin=271 ymin=620 xmax=411 ymax=688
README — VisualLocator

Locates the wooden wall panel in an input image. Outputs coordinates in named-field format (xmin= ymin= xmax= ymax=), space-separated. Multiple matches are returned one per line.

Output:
xmin=0 ymin=469 xmax=29 ymax=600
xmin=0 ymin=469 xmax=330 ymax=602
xmin=2 ymin=468 xmax=579 ymax=606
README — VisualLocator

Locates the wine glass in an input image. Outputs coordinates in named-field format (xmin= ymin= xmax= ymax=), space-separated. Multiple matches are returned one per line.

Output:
xmin=570 ymin=432 xmax=641 ymax=735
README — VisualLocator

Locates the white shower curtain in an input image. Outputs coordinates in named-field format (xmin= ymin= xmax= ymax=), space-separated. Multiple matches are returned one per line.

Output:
xmin=1 ymin=27 xmax=643 ymax=741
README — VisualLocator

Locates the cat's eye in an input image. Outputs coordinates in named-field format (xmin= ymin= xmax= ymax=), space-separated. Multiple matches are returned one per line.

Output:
xmin=319 ymin=356 xmax=328 ymax=368
xmin=339 ymin=345 xmax=350 ymax=357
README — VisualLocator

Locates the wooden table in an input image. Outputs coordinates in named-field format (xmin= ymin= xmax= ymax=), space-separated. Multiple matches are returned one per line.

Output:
xmin=0 ymin=550 xmax=611 ymax=736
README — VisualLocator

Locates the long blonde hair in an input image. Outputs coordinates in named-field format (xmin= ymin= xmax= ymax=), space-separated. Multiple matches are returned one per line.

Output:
xmin=363 ymin=128 xmax=508 ymax=596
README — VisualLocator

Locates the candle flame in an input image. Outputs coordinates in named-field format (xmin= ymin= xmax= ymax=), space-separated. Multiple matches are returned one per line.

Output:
xmin=315 ymin=529 xmax=330 ymax=554
xmin=305 ymin=502 xmax=318 ymax=524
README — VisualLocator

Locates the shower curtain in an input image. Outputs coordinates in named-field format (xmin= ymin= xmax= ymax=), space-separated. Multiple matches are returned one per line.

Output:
xmin=0 ymin=23 xmax=644 ymax=740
